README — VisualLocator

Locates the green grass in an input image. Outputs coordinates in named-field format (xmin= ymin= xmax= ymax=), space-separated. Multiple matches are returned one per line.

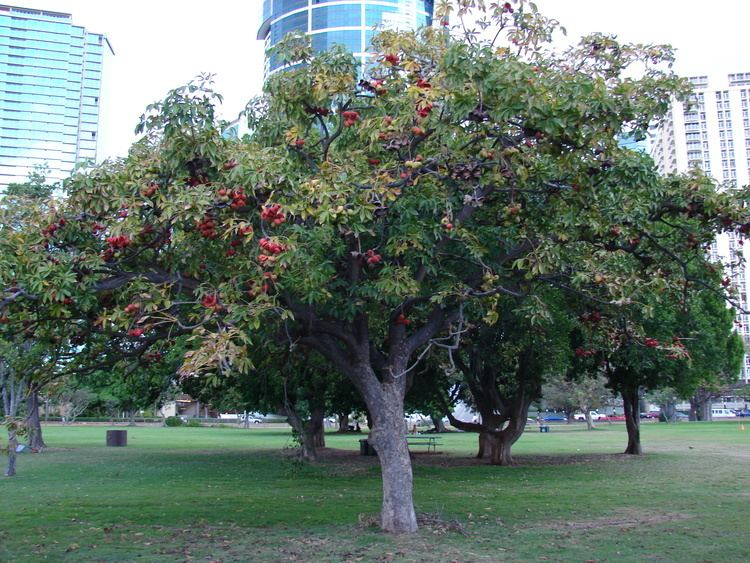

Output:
xmin=1 ymin=421 xmax=749 ymax=562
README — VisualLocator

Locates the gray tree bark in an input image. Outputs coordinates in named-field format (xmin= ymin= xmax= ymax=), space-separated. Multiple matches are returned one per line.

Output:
xmin=622 ymin=387 xmax=642 ymax=455
xmin=25 ymin=388 xmax=46 ymax=451
xmin=364 ymin=377 xmax=417 ymax=533
xmin=337 ymin=413 xmax=350 ymax=433
xmin=2 ymin=361 xmax=27 ymax=477
xmin=430 ymin=415 xmax=446 ymax=433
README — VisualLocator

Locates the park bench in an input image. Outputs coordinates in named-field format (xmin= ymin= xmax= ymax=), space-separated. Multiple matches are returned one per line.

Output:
xmin=406 ymin=435 xmax=442 ymax=453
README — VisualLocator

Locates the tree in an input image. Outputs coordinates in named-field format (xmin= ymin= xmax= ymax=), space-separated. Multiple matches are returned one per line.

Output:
xmin=1 ymin=351 xmax=27 ymax=477
xmin=683 ymin=291 xmax=744 ymax=421
xmin=2 ymin=1 xmax=747 ymax=533
xmin=544 ymin=373 xmax=611 ymax=430
xmin=445 ymin=292 xmax=572 ymax=464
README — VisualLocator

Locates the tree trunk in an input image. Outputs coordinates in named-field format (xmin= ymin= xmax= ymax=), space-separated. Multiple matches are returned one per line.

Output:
xmin=128 ymin=410 xmax=136 ymax=426
xmin=25 ymin=389 xmax=46 ymax=451
xmin=690 ymin=388 xmax=712 ymax=421
xmin=476 ymin=431 xmax=488 ymax=458
xmin=2 ymin=363 xmax=27 ymax=476
xmin=585 ymin=411 xmax=594 ymax=431
xmin=622 ymin=388 xmax=642 ymax=455
xmin=486 ymin=402 xmax=530 ymax=466
xmin=5 ymin=426 xmax=18 ymax=477
xmin=337 ymin=413 xmax=349 ymax=433
xmin=366 ymin=380 xmax=417 ymax=534
xmin=310 ymin=407 xmax=326 ymax=448
xmin=487 ymin=432 xmax=514 ymax=465
xmin=430 ymin=415 xmax=446 ymax=433
xmin=285 ymin=406 xmax=318 ymax=461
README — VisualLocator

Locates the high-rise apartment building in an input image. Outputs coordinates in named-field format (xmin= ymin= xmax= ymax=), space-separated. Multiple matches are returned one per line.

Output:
xmin=258 ymin=0 xmax=434 ymax=77
xmin=651 ymin=72 xmax=750 ymax=383
xmin=0 ymin=4 xmax=112 ymax=189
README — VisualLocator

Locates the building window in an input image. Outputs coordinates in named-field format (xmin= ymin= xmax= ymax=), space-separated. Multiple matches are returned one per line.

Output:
xmin=312 ymin=4 xmax=362 ymax=30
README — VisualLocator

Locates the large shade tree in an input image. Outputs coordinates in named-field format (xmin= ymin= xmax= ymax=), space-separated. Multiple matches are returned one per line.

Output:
xmin=2 ymin=1 xmax=748 ymax=532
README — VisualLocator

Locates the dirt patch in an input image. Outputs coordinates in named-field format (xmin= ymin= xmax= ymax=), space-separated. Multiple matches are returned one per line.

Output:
xmin=540 ymin=509 xmax=691 ymax=531
xmin=314 ymin=447 xmax=635 ymax=470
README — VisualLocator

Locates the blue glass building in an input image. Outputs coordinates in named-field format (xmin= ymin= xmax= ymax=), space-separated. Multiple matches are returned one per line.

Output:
xmin=258 ymin=0 xmax=434 ymax=77
xmin=0 ymin=4 xmax=112 ymax=189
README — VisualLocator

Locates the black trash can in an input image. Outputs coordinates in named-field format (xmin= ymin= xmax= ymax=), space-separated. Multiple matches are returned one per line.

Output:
xmin=359 ymin=439 xmax=376 ymax=456
xmin=106 ymin=430 xmax=127 ymax=447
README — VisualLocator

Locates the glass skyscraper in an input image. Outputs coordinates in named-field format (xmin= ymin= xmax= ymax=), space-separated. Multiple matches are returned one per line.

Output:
xmin=258 ymin=0 xmax=434 ymax=77
xmin=0 ymin=4 xmax=111 ymax=189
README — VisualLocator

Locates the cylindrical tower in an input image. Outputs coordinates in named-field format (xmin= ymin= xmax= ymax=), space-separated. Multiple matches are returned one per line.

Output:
xmin=257 ymin=0 xmax=434 ymax=77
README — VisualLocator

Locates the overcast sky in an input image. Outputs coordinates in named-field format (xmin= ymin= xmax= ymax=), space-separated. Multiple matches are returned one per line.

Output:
xmin=13 ymin=0 xmax=749 ymax=159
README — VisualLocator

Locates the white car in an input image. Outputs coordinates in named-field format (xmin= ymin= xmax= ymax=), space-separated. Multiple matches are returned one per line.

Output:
xmin=711 ymin=408 xmax=737 ymax=418
xmin=573 ymin=411 xmax=607 ymax=421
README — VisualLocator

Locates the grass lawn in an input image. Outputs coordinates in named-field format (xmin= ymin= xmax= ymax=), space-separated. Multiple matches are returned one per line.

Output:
xmin=1 ymin=421 xmax=749 ymax=562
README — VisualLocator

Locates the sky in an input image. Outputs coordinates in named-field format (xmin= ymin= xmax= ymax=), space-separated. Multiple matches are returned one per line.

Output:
xmin=13 ymin=0 xmax=749 ymax=160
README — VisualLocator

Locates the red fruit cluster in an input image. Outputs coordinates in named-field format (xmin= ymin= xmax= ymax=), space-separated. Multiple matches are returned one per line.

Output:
xmin=342 ymin=110 xmax=360 ymax=127
xmin=294 ymin=138 xmax=305 ymax=148
xmin=416 ymin=78 xmax=431 ymax=89
xmin=369 ymin=79 xmax=387 ymax=95
xmin=118 ymin=208 xmax=129 ymax=219
xmin=368 ymin=158 xmax=381 ymax=166
xmin=411 ymin=126 xmax=425 ymax=136
xmin=503 ymin=2 xmax=513 ymax=13
xmin=144 ymin=351 xmax=163 ymax=363
xmin=574 ymin=347 xmax=595 ymax=357
xmin=41 ymin=221 xmax=61 ymax=237
xmin=92 ymin=223 xmax=106 ymax=234
xmin=238 ymin=225 xmax=254 ymax=236
xmin=395 ymin=313 xmax=411 ymax=326
xmin=580 ymin=310 xmax=602 ymax=324
xmin=197 ymin=216 xmax=218 ymax=239
xmin=187 ymin=174 xmax=209 ymax=187
xmin=721 ymin=277 xmax=731 ymax=287
xmin=365 ymin=249 xmax=381 ymax=265
xmin=226 ymin=248 xmax=237 ymax=257
xmin=138 ymin=224 xmax=154 ymax=238
xmin=223 ymin=159 xmax=238 ymax=171
xmin=141 ymin=182 xmax=158 ymax=197
xmin=384 ymin=53 xmax=399 ymax=65
xmin=128 ymin=328 xmax=144 ymax=337
xmin=644 ymin=337 xmax=659 ymax=348
xmin=124 ymin=303 xmax=140 ymax=315
xmin=229 ymin=188 xmax=247 ymax=210
xmin=259 ymin=237 xmax=285 ymax=255
xmin=201 ymin=294 xmax=219 ymax=309
xmin=106 ymin=235 xmax=131 ymax=249
xmin=416 ymin=101 xmax=433 ymax=119
xmin=261 ymin=204 xmax=285 ymax=226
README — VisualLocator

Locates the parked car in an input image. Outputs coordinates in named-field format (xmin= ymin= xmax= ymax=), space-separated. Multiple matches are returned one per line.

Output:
xmin=710 ymin=408 xmax=737 ymax=418
xmin=674 ymin=411 xmax=689 ymax=421
xmin=573 ymin=411 xmax=607 ymax=421
xmin=602 ymin=413 xmax=626 ymax=422
xmin=734 ymin=409 xmax=750 ymax=417
xmin=542 ymin=413 xmax=567 ymax=422
xmin=640 ymin=411 xmax=660 ymax=419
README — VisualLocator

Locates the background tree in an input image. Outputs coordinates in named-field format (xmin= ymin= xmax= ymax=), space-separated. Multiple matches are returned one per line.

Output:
xmin=543 ymin=373 xmax=611 ymax=430
xmin=446 ymin=292 xmax=572 ymax=465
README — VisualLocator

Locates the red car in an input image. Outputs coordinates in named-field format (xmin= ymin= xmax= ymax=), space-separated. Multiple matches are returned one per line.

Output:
xmin=603 ymin=413 xmax=626 ymax=421
xmin=640 ymin=411 xmax=661 ymax=420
